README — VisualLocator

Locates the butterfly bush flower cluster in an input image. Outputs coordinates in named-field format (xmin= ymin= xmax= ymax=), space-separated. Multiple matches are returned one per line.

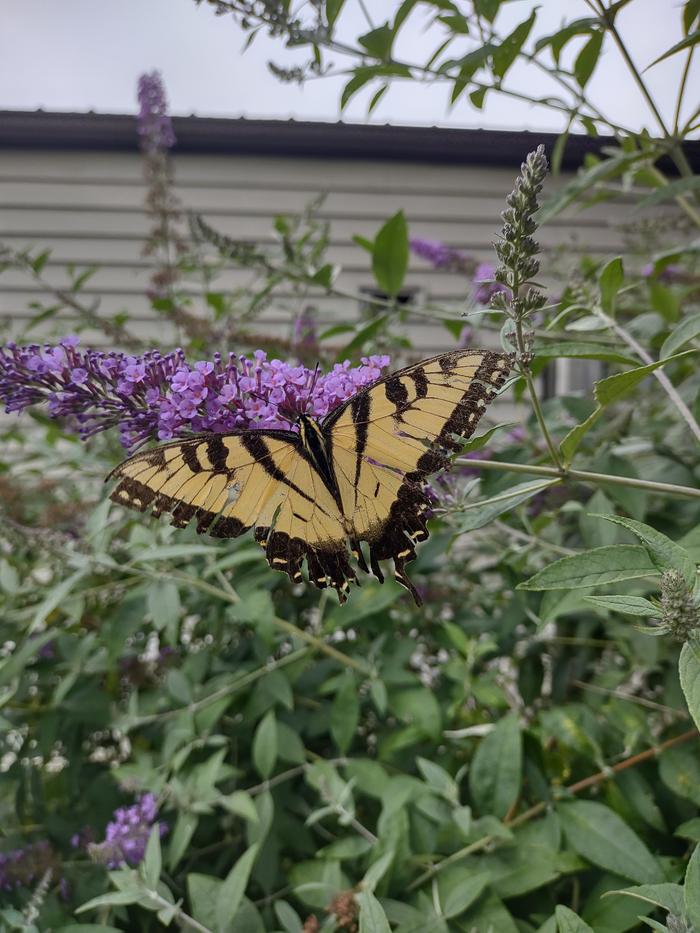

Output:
xmin=0 ymin=840 xmax=60 ymax=892
xmin=88 ymin=793 xmax=166 ymax=869
xmin=137 ymin=70 xmax=176 ymax=152
xmin=409 ymin=239 xmax=508 ymax=305
xmin=0 ymin=337 xmax=391 ymax=449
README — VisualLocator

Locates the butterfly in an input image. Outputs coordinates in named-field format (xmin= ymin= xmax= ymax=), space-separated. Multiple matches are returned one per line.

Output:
xmin=107 ymin=349 xmax=512 ymax=604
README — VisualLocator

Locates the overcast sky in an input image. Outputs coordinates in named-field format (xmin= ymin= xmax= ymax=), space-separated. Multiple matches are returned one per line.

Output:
xmin=1 ymin=0 xmax=696 ymax=134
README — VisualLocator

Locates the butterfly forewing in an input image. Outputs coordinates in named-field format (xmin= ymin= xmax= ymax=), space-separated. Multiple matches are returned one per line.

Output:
xmin=325 ymin=349 xmax=513 ymax=602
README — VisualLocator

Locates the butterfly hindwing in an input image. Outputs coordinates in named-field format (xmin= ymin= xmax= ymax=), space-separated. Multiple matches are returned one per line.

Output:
xmin=324 ymin=349 xmax=513 ymax=602
xmin=107 ymin=431 xmax=356 ymax=601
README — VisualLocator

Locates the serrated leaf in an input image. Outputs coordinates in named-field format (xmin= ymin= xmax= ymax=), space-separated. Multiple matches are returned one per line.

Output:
xmin=534 ymin=341 xmax=636 ymax=365
xmin=599 ymin=257 xmax=624 ymax=315
xmin=519 ymin=545 xmax=658 ymax=591
xmin=680 ymin=639 xmax=700 ymax=731
xmin=558 ymin=800 xmax=663 ymax=883
xmin=559 ymin=350 xmax=696 ymax=462
xmin=591 ymin=514 xmax=696 ymax=585
xmin=252 ymin=710 xmax=277 ymax=779
xmin=358 ymin=890 xmax=392 ymax=933
xmin=662 ymin=312 xmax=700 ymax=358
xmin=469 ymin=712 xmax=521 ymax=818
xmin=216 ymin=843 xmax=259 ymax=932
xmin=456 ymin=478 xmax=559 ymax=532
xmin=583 ymin=594 xmax=661 ymax=617
xmin=372 ymin=211 xmax=408 ymax=296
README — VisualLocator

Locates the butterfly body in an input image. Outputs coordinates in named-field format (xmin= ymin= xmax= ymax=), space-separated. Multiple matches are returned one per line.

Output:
xmin=108 ymin=350 xmax=512 ymax=604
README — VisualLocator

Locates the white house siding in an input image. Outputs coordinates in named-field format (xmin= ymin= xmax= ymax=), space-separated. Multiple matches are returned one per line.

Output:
xmin=0 ymin=147 xmax=647 ymax=365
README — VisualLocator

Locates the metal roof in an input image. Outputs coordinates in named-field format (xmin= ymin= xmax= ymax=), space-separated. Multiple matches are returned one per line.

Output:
xmin=1 ymin=110 xmax=699 ymax=172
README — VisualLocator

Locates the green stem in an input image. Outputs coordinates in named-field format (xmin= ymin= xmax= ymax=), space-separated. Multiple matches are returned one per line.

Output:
xmin=456 ymin=457 xmax=700 ymax=500
xmin=594 ymin=305 xmax=700 ymax=443
xmin=408 ymin=728 xmax=698 ymax=891
xmin=514 ymin=317 xmax=563 ymax=469
xmin=648 ymin=165 xmax=700 ymax=228
xmin=674 ymin=46 xmax=695 ymax=135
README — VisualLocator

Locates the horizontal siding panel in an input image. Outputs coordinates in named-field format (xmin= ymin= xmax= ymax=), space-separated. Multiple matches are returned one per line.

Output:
xmin=0 ymin=181 xmax=633 ymax=227
xmin=1 ymin=209 xmax=627 ymax=251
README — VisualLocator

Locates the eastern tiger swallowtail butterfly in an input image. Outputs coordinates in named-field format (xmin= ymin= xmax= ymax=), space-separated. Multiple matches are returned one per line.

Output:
xmin=107 ymin=349 xmax=512 ymax=604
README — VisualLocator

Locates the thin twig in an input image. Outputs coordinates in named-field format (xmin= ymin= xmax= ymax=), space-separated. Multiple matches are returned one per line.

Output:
xmin=407 ymin=728 xmax=698 ymax=891
xmin=455 ymin=457 xmax=700 ymax=500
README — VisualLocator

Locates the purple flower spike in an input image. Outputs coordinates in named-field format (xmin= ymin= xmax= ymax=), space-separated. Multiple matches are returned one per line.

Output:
xmin=89 ymin=793 xmax=167 ymax=869
xmin=0 ymin=339 xmax=391 ymax=450
xmin=410 ymin=237 xmax=475 ymax=273
xmin=137 ymin=71 xmax=176 ymax=152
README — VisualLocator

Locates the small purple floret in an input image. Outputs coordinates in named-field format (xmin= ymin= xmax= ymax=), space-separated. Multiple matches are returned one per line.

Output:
xmin=0 ymin=339 xmax=391 ymax=450
xmin=410 ymin=237 xmax=473 ymax=271
xmin=472 ymin=262 xmax=509 ymax=305
xmin=89 ymin=793 xmax=166 ymax=869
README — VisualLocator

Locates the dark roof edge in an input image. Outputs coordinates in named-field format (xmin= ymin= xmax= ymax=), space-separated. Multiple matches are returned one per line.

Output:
xmin=1 ymin=110 xmax=699 ymax=172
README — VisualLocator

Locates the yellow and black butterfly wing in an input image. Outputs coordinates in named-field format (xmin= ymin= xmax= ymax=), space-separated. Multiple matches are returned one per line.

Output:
xmin=107 ymin=431 xmax=357 ymax=601
xmin=324 ymin=349 xmax=513 ymax=602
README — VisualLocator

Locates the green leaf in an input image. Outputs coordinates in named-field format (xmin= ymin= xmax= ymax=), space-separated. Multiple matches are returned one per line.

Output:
xmin=326 ymin=0 xmax=346 ymax=29
xmin=645 ymin=28 xmax=700 ymax=69
xmin=331 ymin=671 xmax=359 ymax=754
xmin=167 ymin=811 xmax=198 ymax=871
xmin=685 ymin=845 xmax=700 ymax=928
xmin=636 ymin=175 xmax=700 ymax=211
xmin=372 ymin=211 xmax=408 ymax=296
xmin=662 ymin=312 xmax=700 ymax=358
xmin=492 ymin=9 xmax=537 ymax=78
xmin=442 ymin=873 xmax=490 ymax=918
xmin=583 ymin=594 xmax=661 ymax=617
xmin=456 ymin=479 xmax=560 ymax=532
xmin=358 ymin=891 xmax=392 ymax=933
xmin=574 ymin=30 xmax=603 ymax=86
xmin=340 ymin=314 xmax=389 ymax=357
xmin=599 ymin=257 xmax=624 ymax=315
xmin=220 ymin=791 xmax=259 ymax=823
xmin=141 ymin=826 xmax=162 ymax=889
xmin=460 ymin=422 xmax=518 ymax=453
xmin=538 ymin=150 xmax=645 ymax=224
xmin=469 ymin=713 xmax=522 ymax=818
xmin=660 ymin=744 xmax=700 ymax=806
xmin=359 ymin=23 xmax=393 ymax=59
xmin=559 ymin=350 xmax=696 ymax=462
xmin=685 ymin=0 xmax=700 ymax=33
xmin=76 ymin=889 xmax=147 ymax=913
xmin=416 ymin=757 xmax=458 ymax=804
xmin=558 ymin=800 xmax=663 ymax=883
xmin=555 ymin=905 xmax=595 ymax=933
xmin=188 ymin=874 xmax=221 ymax=928
xmin=274 ymin=900 xmax=304 ymax=933
xmin=609 ymin=882 xmax=684 ymax=916
xmin=216 ymin=843 xmax=259 ymax=932
xmin=252 ymin=710 xmax=278 ymax=779
xmin=519 ymin=545 xmax=658 ymax=591
xmin=591 ymin=514 xmax=696 ymax=585
xmin=147 ymin=579 xmax=181 ymax=631
xmin=341 ymin=70 xmax=375 ymax=109
xmin=132 ymin=543 xmax=218 ymax=562
xmin=680 ymin=640 xmax=700 ymax=731
xmin=534 ymin=340 xmax=636 ymax=365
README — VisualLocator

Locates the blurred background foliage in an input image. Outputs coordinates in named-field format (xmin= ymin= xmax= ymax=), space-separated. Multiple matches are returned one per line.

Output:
xmin=1 ymin=1 xmax=700 ymax=931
